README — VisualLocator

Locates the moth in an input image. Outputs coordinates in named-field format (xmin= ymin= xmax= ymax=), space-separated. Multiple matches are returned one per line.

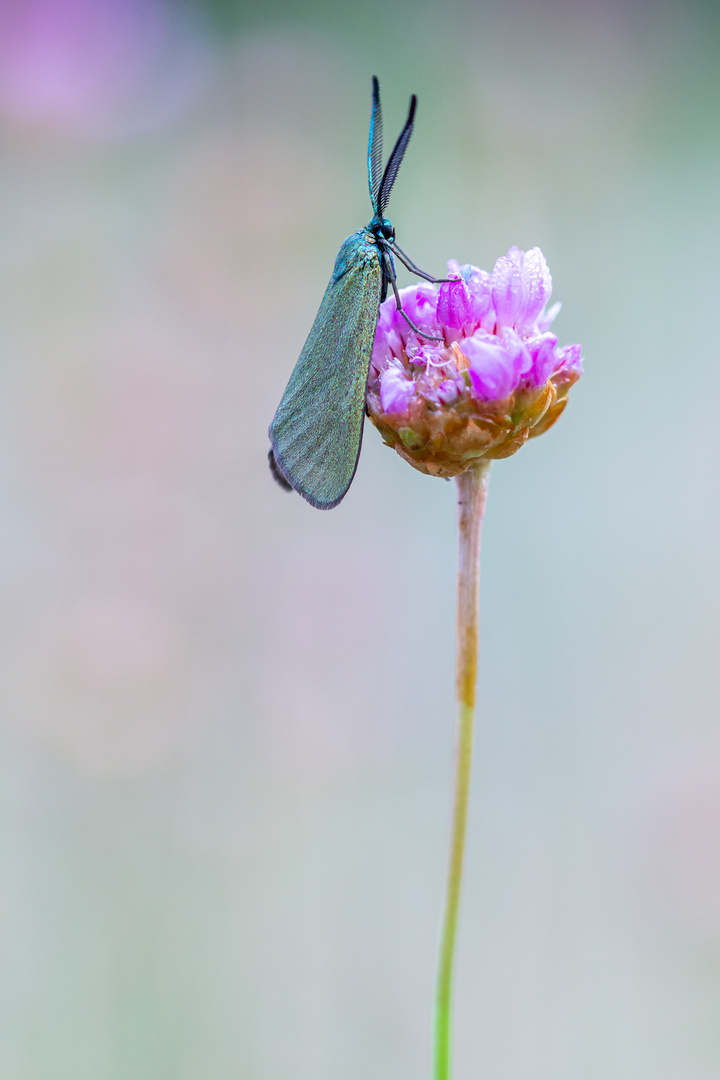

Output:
xmin=269 ymin=77 xmax=443 ymax=509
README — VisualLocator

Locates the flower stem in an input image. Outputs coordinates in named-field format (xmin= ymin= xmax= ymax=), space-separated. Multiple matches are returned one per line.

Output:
xmin=434 ymin=460 xmax=492 ymax=1080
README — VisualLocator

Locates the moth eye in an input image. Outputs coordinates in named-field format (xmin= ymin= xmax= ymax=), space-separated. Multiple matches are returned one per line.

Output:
xmin=381 ymin=222 xmax=395 ymax=242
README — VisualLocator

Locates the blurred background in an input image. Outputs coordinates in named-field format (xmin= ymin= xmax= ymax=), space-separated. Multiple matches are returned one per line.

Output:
xmin=1 ymin=0 xmax=720 ymax=1077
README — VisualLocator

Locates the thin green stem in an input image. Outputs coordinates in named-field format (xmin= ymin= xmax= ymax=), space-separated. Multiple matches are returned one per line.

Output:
xmin=434 ymin=460 xmax=492 ymax=1080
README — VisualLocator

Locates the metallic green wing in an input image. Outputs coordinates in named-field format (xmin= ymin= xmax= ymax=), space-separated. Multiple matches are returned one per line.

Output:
xmin=269 ymin=230 xmax=382 ymax=509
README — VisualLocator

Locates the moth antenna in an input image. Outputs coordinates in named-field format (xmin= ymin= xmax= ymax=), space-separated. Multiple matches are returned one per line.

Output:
xmin=377 ymin=93 xmax=416 ymax=215
xmin=367 ymin=76 xmax=384 ymax=212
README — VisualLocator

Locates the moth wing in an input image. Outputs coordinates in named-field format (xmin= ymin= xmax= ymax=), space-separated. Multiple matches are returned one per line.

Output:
xmin=269 ymin=238 xmax=382 ymax=510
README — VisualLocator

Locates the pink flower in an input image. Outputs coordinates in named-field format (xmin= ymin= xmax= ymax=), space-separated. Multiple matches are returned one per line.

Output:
xmin=446 ymin=259 xmax=494 ymax=331
xmin=538 ymin=301 xmax=562 ymax=333
xmin=555 ymin=342 xmax=583 ymax=376
xmin=461 ymin=330 xmax=532 ymax=401
xmin=367 ymin=247 xmax=581 ymax=475
xmin=437 ymin=275 xmax=473 ymax=338
xmin=436 ymin=379 xmax=461 ymax=404
xmin=403 ymin=278 xmax=442 ymax=328
xmin=491 ymin=246 xmax=552 ymax=331
xmin=369 ymin=246 xmax=581 ymax=429
xmin=371 ymin=282 xmax=439 ymax=374
xmin=408 ymin=344 xmax=445 ymax=369
xmin=380 ymin=364 xmax=416 ymax=414
xmin=371 ymin=300 xmax=405 ymax=373
xmin=526 ymin=332 xmax=560 ymax=387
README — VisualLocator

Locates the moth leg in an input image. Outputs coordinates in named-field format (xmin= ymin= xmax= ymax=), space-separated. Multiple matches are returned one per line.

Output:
xmin=391 ymin=242 xmax=452 ymax=284
xmin=383 ymin=251 xmax=443 ymax=342
xmin=399 ymin=309 xmax=442 ymax=341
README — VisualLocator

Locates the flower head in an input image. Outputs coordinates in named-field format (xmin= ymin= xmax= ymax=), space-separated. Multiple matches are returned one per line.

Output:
xmin=366 ymin=246 xmax=582 ymax=477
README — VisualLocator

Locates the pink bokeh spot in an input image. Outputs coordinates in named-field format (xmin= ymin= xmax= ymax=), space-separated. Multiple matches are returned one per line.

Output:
xmin=0 ymin=0 xmax=208 ymax=137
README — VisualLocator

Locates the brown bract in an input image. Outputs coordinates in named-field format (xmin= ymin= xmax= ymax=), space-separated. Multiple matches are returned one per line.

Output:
xmin=367 ymin=369 xmax=580 ymax=478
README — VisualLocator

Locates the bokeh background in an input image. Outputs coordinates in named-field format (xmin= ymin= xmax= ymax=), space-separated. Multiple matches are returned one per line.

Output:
xmin=1 ymin=0 xmax=720 ymax=1077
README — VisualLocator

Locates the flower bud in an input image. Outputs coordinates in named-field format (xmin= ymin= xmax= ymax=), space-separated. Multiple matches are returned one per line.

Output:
xmin=437 ymin=275 xmax=473 ymax=338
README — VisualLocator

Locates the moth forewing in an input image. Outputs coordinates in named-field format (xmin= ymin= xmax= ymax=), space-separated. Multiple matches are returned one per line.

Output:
xmin=269 ymin=232 xmax=382 ymax=510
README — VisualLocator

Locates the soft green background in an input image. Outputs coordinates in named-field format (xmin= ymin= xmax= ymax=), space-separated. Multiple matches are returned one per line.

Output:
xmin=2 ymin=0 xmax=720 ymax=1077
